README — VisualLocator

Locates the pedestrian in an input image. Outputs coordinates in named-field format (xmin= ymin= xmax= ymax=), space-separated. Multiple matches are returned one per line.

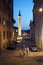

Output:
xmin=19 ymin=49 xmax=23 ymax=57
xmin=26 ymin=46 xmax=29 ymax=55
xmin=23 ymin=47 xmax=26 ymax=56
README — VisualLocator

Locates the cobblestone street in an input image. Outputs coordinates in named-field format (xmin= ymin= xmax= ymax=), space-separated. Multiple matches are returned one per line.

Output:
xmin=0 ymin=49 xmax=43 ymax=57
xmin=0 ymin=50 xmax=43 ymax=65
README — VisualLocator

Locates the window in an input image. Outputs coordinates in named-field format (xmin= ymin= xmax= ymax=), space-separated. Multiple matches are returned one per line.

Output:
xmin=0 ymin=0 xmax=1 ymax=9
xmin=2 ymin=17 xmax=6 ymax=25
xmin=8 ymin=0 xmax=11 ymax=4
xmin=3 ymin=31 xmax=5 ymax=39
xmin=3 ymin=20 xmax=6 ymax=25
xmin=1 ymin=0 xmax=13 ymax=18
xmin=0 ymin=17 xmax=1 ymax=24
xmin=7 ymin=31 xmax=9 ymax=39
xmin=0 ymin=31 xmax=1 ymax=44
xmin=2 ymin=0 xmax=10 ymax=16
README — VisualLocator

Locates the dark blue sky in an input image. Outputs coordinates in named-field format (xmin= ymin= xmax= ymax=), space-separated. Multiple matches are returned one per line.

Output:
xmin=13 ymin=0 xmax=34 ymax=30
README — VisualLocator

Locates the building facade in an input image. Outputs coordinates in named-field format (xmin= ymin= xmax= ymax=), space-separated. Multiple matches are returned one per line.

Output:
xmin=0 ymin=0 xmax=14 ymax=50
xmin=33 ymin=0 xmax=43 ymax=50
xmin=22 ymin=30 xmax=30 ymax=40
xmin=29 ymin=20 xmax=35 ymax=46
xmin=14 ymin=26 xmax=18 ymax=40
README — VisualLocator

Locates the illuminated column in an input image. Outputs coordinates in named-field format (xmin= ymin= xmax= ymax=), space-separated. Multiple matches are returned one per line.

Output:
xmin=18 ymin=11 xmax=21 ymax=36
xmin=17 ymin=11 xmax=22 ymax=42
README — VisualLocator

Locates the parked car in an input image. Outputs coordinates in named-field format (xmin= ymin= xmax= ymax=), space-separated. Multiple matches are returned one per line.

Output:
xmin=30 ymin=46 xmax=37 ymax=52
xmin=7 ymin=44 xmax=15 ymax=50
xmin=7 ymin=41 xmax=19 ymax=50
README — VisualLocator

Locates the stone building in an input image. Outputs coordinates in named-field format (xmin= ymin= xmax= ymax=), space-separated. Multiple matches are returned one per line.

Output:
xmin=29 ymin=20 xmax=35 ymax=46
xmin=0 ymin=0 xmax=15 ymax=50
xmin=33 ymin=0 xmax=43 ymax=50
xmin=22 ymin=30 xmax=30 ymax=40
xmin=14 ymin=26 xmax=18 ymax=40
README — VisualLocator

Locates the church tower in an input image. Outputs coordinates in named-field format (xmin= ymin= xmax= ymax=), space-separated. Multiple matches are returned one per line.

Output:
xmin=18 ymin=11 xmax=21 ymax=36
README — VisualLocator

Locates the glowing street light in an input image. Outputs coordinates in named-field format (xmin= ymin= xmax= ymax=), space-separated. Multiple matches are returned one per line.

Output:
xmin=39 ymin=8 xmax=43 ymax=12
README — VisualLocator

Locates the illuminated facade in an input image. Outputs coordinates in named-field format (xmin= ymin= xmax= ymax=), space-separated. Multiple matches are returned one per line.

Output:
xmin=33 ymin=0 xmax=43 ymax=50
xmin=0 ymin=0 xmax=14 ymax=50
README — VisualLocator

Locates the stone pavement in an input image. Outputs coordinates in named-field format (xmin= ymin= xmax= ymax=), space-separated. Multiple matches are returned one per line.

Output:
xmin=28 ymin=52 xmax=43 ymax=57
xmin=0 ymin=49 xmax=43 ymax=64
xmin=0 ymin=50 xmax=43 ymax=57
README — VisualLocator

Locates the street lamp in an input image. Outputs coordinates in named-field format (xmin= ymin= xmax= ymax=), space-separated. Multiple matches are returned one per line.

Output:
xmin=39 ymin=8 xmax=43 ymax=12
xmin=39 ymin=7 xmax=43 ymax=17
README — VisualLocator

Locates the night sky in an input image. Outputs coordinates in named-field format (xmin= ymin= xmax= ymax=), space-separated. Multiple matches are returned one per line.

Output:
xmin=13 ymin=0 xmax=34 ymax=30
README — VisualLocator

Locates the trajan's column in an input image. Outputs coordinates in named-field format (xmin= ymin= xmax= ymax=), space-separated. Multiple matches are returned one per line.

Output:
xmin=17 ymin=11 xmax=22 ymax=42
xmin=18 ymin=11 xmax=21 ymax=36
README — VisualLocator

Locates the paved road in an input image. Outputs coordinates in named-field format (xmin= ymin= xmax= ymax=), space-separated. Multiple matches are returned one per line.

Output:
xmin=0 ymin=50 xmax=43 ymax=65
xmin=0 ymin=50 xmax=43 ymax=58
